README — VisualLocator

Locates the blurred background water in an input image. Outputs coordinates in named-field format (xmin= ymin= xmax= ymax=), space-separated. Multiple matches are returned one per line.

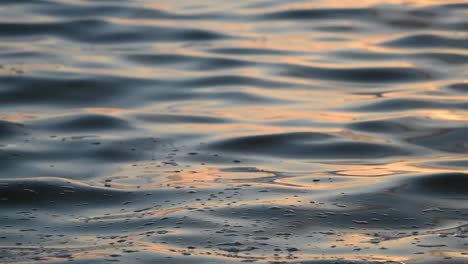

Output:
xmin=0 ymin=1 xmax=467 ymax=263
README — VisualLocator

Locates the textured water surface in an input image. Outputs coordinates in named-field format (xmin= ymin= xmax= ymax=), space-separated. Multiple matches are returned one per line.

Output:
xmin=0 ymin=0 xmax=467 ymax=263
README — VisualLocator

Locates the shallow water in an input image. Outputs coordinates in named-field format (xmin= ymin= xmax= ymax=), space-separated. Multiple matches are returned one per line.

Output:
xmin=0 ymin=0 xmax=467 ymax=263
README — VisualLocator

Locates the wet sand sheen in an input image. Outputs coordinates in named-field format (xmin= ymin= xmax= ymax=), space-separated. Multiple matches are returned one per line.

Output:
xmin=0 ymin=0 xmax=467 ymax=263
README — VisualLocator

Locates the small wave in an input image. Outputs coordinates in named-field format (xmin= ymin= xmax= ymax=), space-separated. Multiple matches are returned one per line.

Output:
xmin=32 ymin=114 xmax=132 ymax=132
xmin=207 ymin=132 xmax=409 ymax=159
xmin=259 ymin=8 xmax=369 ymax=20
xmin=126 ymin=53 xmax=252 ymax=70
xmin=0 ymin=19 xmax=229 ymax=43
xmin=0 ymin=177 xmax=133 ymax=207
xmin=279 ymin=64 xmax=435 ymax=83
xmin=382 ymin=34 xmax=468 ymax=49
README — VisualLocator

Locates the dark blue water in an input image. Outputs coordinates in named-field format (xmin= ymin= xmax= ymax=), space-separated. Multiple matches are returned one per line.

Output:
xmin=0 ymin=1 xmax=467 ymax=263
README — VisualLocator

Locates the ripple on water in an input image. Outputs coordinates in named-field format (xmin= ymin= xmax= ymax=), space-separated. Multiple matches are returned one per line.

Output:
xmin=32 ymin=114 xmax=132 ymax=132
xmin=402 ymin=173 xmax=468 ymax=197
xmin=279 ymin=64 xmax=435 ymax=83
xmin=382 ymin=34 xmax=468 ymax=49
xmin=126 ymin=54 xmax=253 ymax=71
xmin=0 ymin=120 xmax=25 ymax=139
xmin=0 ymin=75 xmax=152 ymax=106
xmin=0 ymin=177 xmax=134 ymax=208
xmin=0 ymin=19 xmax=230 ymax=43
xmin=259 ymin=8 xmax=370 ymax=20
xmin=447 ymin=82 xmax=468 ymax=93
xmin=207 ymin=132 xmax=410 ymax=159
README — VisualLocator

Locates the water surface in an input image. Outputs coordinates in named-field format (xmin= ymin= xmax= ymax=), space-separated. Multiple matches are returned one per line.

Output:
xmin=0 ymin=0 xmax=467 ymax=263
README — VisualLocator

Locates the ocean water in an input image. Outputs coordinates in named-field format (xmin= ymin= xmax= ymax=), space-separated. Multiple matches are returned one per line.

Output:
xmin=0 ymin=0 xmax=467 ymax=263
